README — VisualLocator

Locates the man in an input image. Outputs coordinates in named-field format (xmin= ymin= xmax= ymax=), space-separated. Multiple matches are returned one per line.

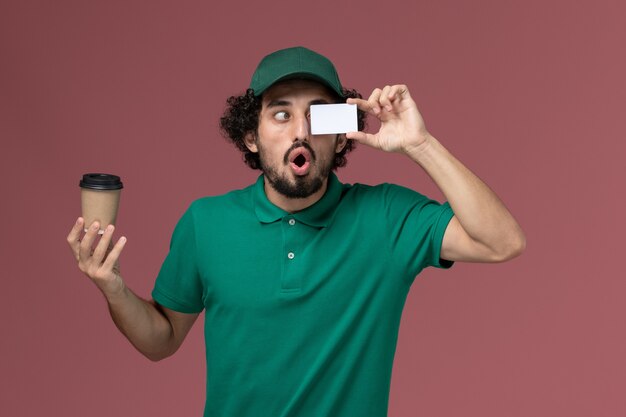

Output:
xmin=67 ymin=46 xmax=525 ymax=417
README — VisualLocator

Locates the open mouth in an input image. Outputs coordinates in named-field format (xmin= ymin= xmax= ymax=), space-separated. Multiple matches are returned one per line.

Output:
xmin=293 ymin=154 xmax=306 ymax=167
xmin=288 ymin=147 xmax=312 ymax=176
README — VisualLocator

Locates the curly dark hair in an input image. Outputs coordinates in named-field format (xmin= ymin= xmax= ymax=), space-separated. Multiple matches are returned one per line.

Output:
xmin=219 ymin=87 xmax=366 ymax=170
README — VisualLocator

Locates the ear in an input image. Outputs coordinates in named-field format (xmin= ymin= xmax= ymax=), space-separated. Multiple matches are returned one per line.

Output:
xmin=335 ymin=134 xmax=348 ymax=153
xmin=244 ymin=132 xmax=258 ymax=153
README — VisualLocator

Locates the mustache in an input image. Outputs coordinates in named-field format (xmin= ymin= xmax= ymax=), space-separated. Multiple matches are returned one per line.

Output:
xmin=283 ymin=141 xmax=316 ymax=165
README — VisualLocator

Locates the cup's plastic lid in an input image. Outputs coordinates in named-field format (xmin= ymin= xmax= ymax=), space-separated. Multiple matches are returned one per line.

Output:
xmin=79 ymin=173 xmax=123 ymax=190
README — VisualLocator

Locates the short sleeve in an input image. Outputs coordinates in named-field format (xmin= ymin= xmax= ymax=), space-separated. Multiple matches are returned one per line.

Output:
xmin=382 ymin=184 xmax=455 ymax=283
xmin=152 ymin=205 xmax=205 ymax=313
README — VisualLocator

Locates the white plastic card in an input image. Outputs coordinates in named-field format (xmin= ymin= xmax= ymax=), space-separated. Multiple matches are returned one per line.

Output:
xmin=310 ymin=103 xmax=357 ymax=135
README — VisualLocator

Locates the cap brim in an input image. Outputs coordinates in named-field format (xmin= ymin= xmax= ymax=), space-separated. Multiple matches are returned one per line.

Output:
xmin=254 ymin=72 xmax=343 ymax=97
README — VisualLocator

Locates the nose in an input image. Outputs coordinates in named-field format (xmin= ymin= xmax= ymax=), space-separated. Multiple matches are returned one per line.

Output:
xmin=293 ymin=113 xmax=311 ymax=142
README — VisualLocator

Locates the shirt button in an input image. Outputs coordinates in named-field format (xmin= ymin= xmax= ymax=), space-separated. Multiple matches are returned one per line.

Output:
xmin=287 ymin=252 xmax=295 ymax=259
xmin=288 ymin=219 xmax=296 ymax=226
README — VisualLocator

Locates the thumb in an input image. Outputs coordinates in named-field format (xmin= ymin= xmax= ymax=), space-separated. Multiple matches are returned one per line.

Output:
xmin=346 ymin=131 xmax=378 ymax=148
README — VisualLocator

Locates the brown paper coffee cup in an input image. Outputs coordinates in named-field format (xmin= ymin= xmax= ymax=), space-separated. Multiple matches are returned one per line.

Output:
xmin=79 ymin=173 xmax=123 ymax=234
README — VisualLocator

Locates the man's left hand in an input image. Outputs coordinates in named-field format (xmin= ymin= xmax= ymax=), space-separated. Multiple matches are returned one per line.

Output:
xmin=346 ymin=85 xmax=430 ymax=155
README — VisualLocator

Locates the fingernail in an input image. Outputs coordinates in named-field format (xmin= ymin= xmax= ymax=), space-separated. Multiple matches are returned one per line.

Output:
xmin=106 ymin=225 xmax=113 ymax=232
xmin=92 ymin=223 xmax=99 ymax=230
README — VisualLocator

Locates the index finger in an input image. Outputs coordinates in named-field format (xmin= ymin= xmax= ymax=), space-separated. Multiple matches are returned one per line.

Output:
xmin=102 ymin=236 xmax=127 ymax=271
xmin=346 ymin=97 xmax=374 ymax=113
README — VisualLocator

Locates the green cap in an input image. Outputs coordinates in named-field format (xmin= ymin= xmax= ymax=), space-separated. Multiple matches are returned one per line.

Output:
xmin=249 ymin=46 xmax=343 ymax=97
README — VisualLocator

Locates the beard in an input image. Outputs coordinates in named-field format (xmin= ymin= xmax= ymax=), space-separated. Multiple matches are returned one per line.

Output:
xmin=258 ymin=140 xmax=334 ymax=199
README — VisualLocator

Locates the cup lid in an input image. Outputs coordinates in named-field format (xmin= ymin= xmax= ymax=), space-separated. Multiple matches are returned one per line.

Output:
xmin=79 ymin=173 xmax=124 ymax=190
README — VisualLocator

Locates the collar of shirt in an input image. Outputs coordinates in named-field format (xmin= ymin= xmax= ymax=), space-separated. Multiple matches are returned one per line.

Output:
xmin=253 ymin=172 xmax=342 ymax=228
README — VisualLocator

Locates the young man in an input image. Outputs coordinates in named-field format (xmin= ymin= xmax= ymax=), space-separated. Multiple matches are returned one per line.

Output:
xmin=67 ymin=46 xmax=525 ymax=417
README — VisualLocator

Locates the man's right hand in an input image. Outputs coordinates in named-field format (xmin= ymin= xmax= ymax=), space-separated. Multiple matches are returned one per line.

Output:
xmin=67 ymin=218 xmax=199 ymax=361
xmin=67 ymin=217 xmax=127 ymax=300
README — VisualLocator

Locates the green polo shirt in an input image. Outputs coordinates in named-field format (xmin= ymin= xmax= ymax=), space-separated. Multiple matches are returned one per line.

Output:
xmin=152 ymin=173 xmax=454 ymax=417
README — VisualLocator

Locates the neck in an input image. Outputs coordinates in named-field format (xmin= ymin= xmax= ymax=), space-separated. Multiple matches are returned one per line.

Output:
xmin=263 ymin=178 xmax=329 ymax=213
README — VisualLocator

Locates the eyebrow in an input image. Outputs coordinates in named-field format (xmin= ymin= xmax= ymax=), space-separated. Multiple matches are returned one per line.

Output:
xmin=310 ymin=99 xmax=332 ymax=106
xmin=267 ymin=100 xmax=291 ymax=108
xmin=266 ymin=98 xmax=333 ymax=108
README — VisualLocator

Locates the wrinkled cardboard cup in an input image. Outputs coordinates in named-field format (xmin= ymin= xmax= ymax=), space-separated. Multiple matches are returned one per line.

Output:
xmin=79 ymin=173 xmax=123 ymax=234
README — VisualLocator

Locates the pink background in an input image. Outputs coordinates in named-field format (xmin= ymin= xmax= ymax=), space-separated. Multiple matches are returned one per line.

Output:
xmin=1 ymin=0 xmax=625 ymax=416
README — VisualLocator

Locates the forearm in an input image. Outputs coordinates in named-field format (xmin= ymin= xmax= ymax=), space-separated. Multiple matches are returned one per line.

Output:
xmin=68 ymin=220 xmax=178 ymax=360
xmin=406 ymin=134 xmax=526 ymax=258
xmin=104 ymin=282 xmax=175 ymax=361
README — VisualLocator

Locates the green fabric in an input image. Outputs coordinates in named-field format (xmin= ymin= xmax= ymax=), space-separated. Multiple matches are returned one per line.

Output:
xmin=152 ymin=173 xmax=454 ymax=417
xmin=249 ymin=46 xmax=343 ymax=97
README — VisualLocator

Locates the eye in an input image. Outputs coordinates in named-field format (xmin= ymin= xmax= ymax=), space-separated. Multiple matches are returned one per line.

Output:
xmin=274 ymin=111 xmax=290 ymax=121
